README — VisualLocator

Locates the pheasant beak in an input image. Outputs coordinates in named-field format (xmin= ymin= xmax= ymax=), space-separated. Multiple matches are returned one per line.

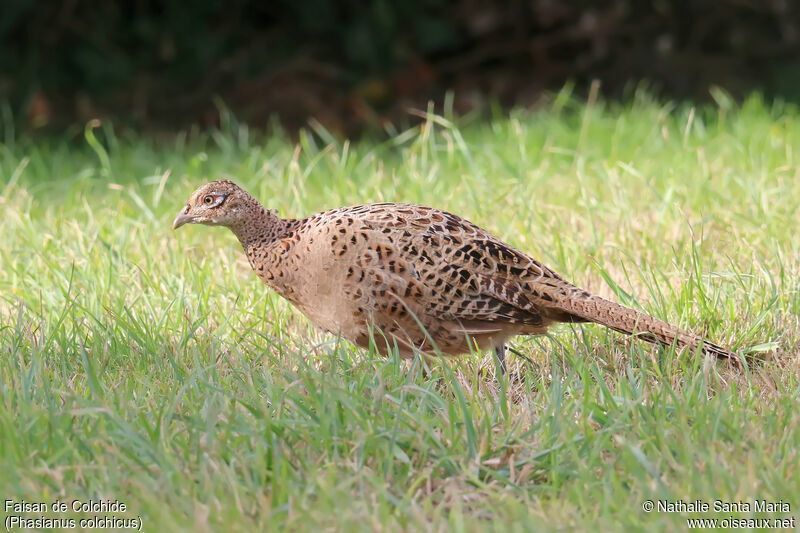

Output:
xmin=172 ymin=209 xmax=195 ymax=230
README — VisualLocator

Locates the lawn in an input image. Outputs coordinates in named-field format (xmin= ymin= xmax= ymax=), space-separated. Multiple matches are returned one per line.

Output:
xmin=1 ymin=90 xmax=798 ymax=531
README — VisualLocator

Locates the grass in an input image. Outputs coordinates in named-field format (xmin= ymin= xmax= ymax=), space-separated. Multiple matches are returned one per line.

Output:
xmin=1 ymin=88 xmax=799 ymax=531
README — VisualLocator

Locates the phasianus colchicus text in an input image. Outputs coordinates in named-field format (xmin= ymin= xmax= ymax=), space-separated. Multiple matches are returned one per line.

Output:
xmin=173 ymin=180 xmax=741 ymax=370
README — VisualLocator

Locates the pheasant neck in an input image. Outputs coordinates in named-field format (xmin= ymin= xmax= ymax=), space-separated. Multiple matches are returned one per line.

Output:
xmin=229 ymin=203 xmax=287 ymax=250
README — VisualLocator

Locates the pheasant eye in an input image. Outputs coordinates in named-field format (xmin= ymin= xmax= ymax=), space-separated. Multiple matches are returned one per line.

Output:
xmin=203 ymin=195 xmax=215 ymax=205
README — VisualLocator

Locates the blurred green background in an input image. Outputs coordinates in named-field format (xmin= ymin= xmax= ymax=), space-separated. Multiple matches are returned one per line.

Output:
xmin=2 ymin=0 xmax=799 ymax=136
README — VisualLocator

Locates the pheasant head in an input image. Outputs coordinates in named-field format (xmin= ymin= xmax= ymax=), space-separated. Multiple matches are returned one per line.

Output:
xmin=173 ymin=179 xmax=284 ymax=245
xmin=172 ymin=179 xmax=256 ymax=229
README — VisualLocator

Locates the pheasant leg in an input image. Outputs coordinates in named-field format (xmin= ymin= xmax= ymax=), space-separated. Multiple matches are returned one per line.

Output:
xmin=494 ymin=344 xmax=507 ymax=375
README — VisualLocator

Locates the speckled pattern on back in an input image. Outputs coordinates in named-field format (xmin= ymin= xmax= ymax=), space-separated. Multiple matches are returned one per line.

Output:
xmin=175 ymin=180 xmax=740 ymax=364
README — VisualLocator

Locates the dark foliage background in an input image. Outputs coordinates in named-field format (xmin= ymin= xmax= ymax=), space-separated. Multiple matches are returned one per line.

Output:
xmin=2 ymin=0 xmax=799 ymax=135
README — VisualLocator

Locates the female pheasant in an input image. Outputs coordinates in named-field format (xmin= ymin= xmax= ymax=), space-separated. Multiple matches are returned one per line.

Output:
xmin=173 ymin=180 xmax=741 ymax=370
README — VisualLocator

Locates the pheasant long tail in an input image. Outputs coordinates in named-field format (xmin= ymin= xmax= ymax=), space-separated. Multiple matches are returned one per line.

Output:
xmin=548 ymin=288 xmax=742 ymax=365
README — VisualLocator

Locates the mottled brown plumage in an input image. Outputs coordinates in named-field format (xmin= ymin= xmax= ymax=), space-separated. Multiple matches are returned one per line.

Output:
xmin=173 ymin=180 xmax=741 ymax=368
